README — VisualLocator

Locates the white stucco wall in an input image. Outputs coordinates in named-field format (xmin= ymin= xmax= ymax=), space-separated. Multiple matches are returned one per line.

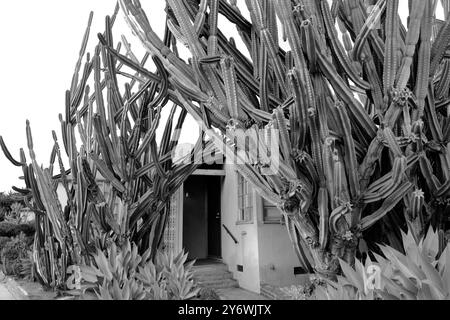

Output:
xmin=257 ymin=222 xmax=310 ymax=287
xmin=220 ymin=165 xmax=310 ymax=293
xmin=221 ymin=165 xmax=261 ymax=293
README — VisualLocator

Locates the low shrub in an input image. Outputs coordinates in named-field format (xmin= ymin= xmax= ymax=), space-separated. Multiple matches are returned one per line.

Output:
xmin=0 ymin=221 xmax=35 ymax=238
xmin=1 ymin=233 xmax=31 ymax=277
xmin=19 ymin=251 xmax=35 ymax=281
xmin=0 ymin=208 xmax=6 ymax=222
xmin=0 ymin=222 xmax=16 ymax=237
xmin=280 ymin=284 xmax=316 ymax=300
xmin=0 ymin=236 xmax=10 ymax=257
xmin=197 ymin=287 xmax=221 ymax=300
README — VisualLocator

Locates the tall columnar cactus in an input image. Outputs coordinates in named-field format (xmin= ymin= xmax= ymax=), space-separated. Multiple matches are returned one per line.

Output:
xmin=118 ymin=0 xmax=450 ymax=278
xmin=0 ymin=7 xmax=213 ymax=289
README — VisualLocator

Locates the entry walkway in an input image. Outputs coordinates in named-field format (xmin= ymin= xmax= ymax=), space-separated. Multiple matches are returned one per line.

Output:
xmin=216 ymin=287 xmax=268 ymax=300
xmin=0 ymin=275 xmax=15 ymax=300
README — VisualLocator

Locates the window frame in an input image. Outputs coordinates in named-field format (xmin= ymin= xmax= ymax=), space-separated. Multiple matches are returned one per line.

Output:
xmin=261 ymin=197 xmax=284 ymax=225
xmin=236 ymin=172 xmax=254 ymax=225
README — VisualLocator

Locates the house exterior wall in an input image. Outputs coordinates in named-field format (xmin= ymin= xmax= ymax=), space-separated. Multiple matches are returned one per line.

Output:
xmin=19 ymin=208 xmax=35 ymax=223
xmin=220 ymin=166 xmax=309 ymax=292
xmin=55 ymin=167 xmax=308 ymax=294
xmin=256 ymin=222 xmax=310 ymax=287
xmin=220 ymin=164 xmax=261 ymax=293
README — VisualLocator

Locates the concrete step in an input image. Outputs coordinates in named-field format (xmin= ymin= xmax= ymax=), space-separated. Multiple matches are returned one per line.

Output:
xmin=192 ymin=264 xmax=229 ymax=273
xmin=194 ymin=271 xmax=234 ymax=281
xmin=193 ymin=262 xmax=239 ymax=290
xmin=197 ymin=278 xmax=239 ymax=289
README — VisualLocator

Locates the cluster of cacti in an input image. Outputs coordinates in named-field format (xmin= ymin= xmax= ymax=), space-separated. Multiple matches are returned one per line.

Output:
xmin=2 ymin=0 xmax=450 ymax=288
xmin=315 ymin=227 xmax=450 ymax=300
xmin=116 ymin=0 xmax=450 ymax=278
xmin=0 ymin=4 xmax=211 ymax=289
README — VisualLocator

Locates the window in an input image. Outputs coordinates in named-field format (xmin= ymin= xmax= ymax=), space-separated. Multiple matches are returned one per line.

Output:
xmin=237 ymin=174 xmax=253 ymax=223
xmin=262 ymin=198 xmax=283 ymax=224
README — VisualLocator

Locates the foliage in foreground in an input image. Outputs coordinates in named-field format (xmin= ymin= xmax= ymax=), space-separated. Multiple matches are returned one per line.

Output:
xmin=66 ymin=240 xmax=199 ymax=300
xmin=0 ymin=233 xmax=33 ymax=278
xmin=196 ymin=286 xmax=221 ymax=300
xmin=316 ymin=228 xmax=450 ymax=300
xmin=279 ymin=282 xmax=321 ymax=300
xmin=0 ymin=221 xmax=35 ymax=238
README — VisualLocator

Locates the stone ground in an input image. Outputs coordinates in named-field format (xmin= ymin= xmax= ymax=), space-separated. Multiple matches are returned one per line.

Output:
xmin=1 ymin=270 xmax=268 ymax=300
xmin=216 ymin=287 xmax=268 ymax=300
xmin=0 ymin=274 xmax=15 ymax=300
xmin=0 ymin=282 xmax=267 ymax=300
xmin=14 ymin=279 xmax=57 ymax=300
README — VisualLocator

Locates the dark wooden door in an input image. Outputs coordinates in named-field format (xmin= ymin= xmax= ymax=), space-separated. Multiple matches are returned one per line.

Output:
xmin=207 ymin=176 xmax=222 ymax=258
xmin=183 ymin=176 xmax=208 ymax=260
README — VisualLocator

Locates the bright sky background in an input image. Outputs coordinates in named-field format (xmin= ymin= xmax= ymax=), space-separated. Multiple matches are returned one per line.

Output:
xmin=0 ymin=1 xmax=443 ymax=192
xmin=0 ymin=1 xmax=169 ymax=192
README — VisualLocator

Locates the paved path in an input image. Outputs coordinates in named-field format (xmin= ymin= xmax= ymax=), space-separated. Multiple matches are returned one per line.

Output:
xmin=216 ymin=288 xmax=268 ymax=300
xmin=0 ymin=278 xmax=15 ymax=300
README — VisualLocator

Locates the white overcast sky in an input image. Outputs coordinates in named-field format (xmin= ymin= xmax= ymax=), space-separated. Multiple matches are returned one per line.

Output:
xmin=0 ymin=0 xmax=169 ymax=192
xmin=0 ymin=1 xmax=443 ymax=192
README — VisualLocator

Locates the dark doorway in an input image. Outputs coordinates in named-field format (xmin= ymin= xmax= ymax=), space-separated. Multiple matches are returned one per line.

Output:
xmin=207 ymin=176 xmax=222 ymax=258
xmin=183 ymin=175 xmax=222 ymax=260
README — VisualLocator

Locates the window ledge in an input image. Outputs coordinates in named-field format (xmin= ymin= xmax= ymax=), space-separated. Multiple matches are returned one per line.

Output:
xmin=262 ymin=220 xmax=284 ymax=225
xmin=236 ymin=221 xmax=253 ymax=226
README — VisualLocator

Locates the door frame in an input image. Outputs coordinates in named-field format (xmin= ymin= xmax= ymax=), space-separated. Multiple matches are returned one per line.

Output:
xmin=172 ymin=184 xmax=184 ymax=255
xmin=175 ymin=169 xmax=225 ymax=259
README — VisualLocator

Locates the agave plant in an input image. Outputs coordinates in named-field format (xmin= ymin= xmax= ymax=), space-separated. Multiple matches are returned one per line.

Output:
xmin=116 ymin=0 xmax=450 ymax=277
xmin=0 ymin=4 xmax=215 ymax=289
xmin=66 ymin=240 xmax=148 ymax=300
xmin=66 ymin=240 xmax=199 ymax=300
xmin=136 ymin=250 xmax=200 ymax=300
xmin=316 ymin=227 xmax=450 ymax=300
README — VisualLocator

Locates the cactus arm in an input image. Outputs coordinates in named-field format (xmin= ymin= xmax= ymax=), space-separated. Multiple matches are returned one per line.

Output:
xmin=167 ymin=0 xmax=205 ymax=58
xmin=360 ymin=182 xmax=414 ymax=231
xmin=0 ymin=136 xmax=25 ymax=167
xmin=414 ymin=1 xmax=433 ymax=120
xmin=363 ymin=157 xmax=407 ymax=203
xmin=208 ymin=0 xmax=219 ymax=55
xmin=383 ymin=0 xmax=400 ymax=96
xmin=436 ymin=59 xmax=450 ymax=98
xmin=419 ymin=155 xmax=441 ymax=193
xmin=70 ymin=12 xmax=94 ymax=97
xmin=383 ymin=127 xmax=403 ymax=158
xmin=321 ymin=0 xmax=371 ymax=90
xmin=89 ymin=152 xmax=125 ymax=194
xmin=194 ymin=0 xmax=208 ymax=35
xmin=287 ymin=69 xmax=309 ymax=151
xmin=317 ymin=52 xmax=376 ymax=141
xmin=430 ymin=13 xmax=450 ymax=75
xmin=352 ymin=0 xmax=386 ymax=62
xmin=276 ymin=0 xmax=315 ymax=109
xmin=335 ymin=102 xmax=360 ymax=200
xmin=318 ymin=187 xmax=329 ymax=249
xmin=396 ymin=0 xmax=427 ymax=89
xmin=221 ymin=56 xmax=242 ymax=121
